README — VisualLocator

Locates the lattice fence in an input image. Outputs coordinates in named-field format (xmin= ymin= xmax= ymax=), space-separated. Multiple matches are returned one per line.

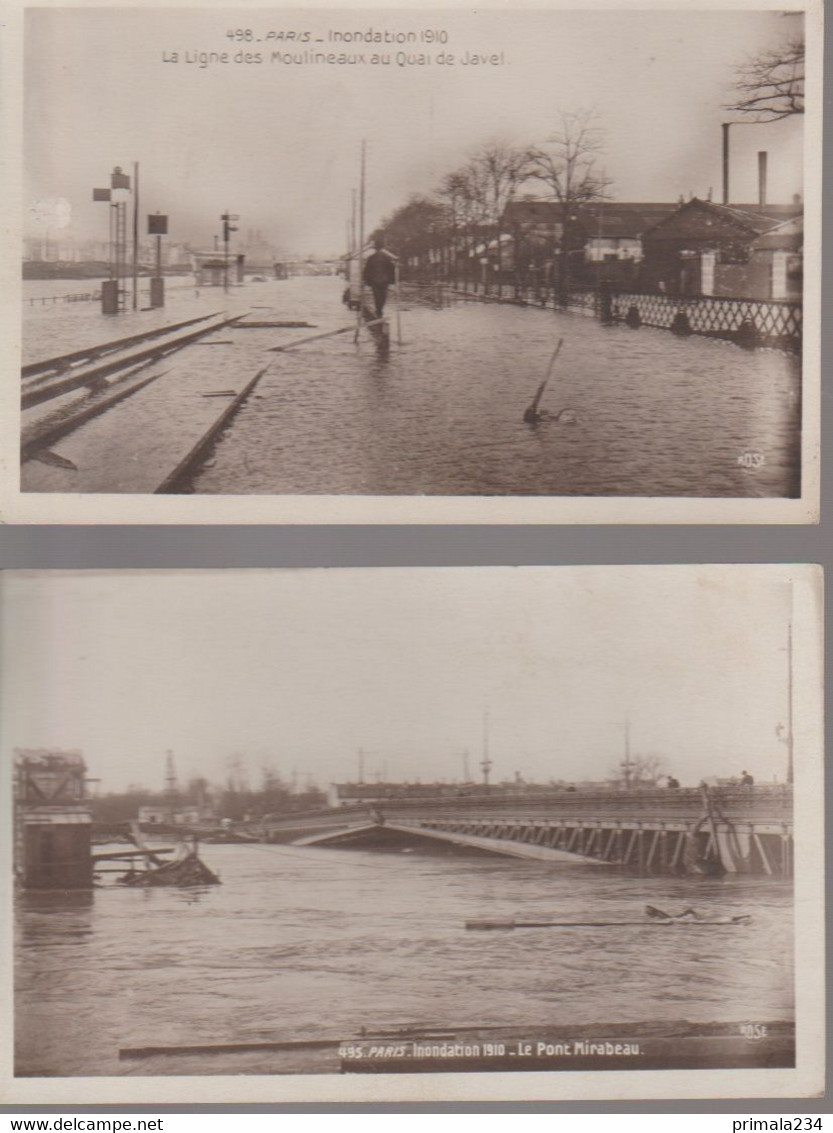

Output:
xmin=611 ymin=291 xmax=802 ymax=352
xmin=449 ymin=281 xmax=801 ymax=351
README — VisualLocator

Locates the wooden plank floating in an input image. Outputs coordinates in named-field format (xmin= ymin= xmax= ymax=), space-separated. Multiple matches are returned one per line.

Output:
xmin=466 ymin=908 xmax=751 ymax=930
xmin=466 ymin=919 xmax=748 ymax=930
xmin=121 ymin=1028 xmax=460 ymax=1059
xmin=121 ymin=1037 xmax=340 ymax=1059
xmin=234 ymin=321 xmax=316 ymax=329
xmin=154 ymin=366 xmax=269 ymax=494
xmin=21 ymin=313 xmax=222 ymax=379
xmin=268 ymin=325 xmax=355 ymax=352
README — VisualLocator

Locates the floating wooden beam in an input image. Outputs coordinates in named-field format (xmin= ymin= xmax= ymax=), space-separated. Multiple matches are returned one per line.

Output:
xmin=120 ymin=1037 xmax=339 ymax=1059
xmin=93 ymin=848 xmax=175 ymax=861
xmin=269 ymin=326 xmax=354 ymax=352
xmin=466 ymin=918 xmax=750 ymax=931
xmin=234 ymin=321 xmax=315 ymax=329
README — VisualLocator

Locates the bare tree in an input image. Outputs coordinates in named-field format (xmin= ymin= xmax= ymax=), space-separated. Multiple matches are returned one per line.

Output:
xmin=524 ymin=110 xmax=611 ymax=287
xmin=374 ymin=195 xmax=449 ymax=280
xmin=726 ymin=35 xmax=805 ymax=122
xmin=610 ymin=752 xmax=668 ymax=788
xmin=437 ymin=167 xmax=489 ymax=286
xmin=471 ymin=141 xmax=530 ymax=289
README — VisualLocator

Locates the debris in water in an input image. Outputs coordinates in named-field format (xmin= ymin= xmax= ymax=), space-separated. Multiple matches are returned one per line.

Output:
xmin=31 ymin=449 xmax=78 ymax=471
xmin=118 ymin=849 xmax=220 ymax=888
xmin=523 ymin=338 xmax=564 ymax=424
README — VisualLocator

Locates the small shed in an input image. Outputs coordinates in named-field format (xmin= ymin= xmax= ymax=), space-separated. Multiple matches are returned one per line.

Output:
xmin=640 ymin=199 xmax=802 ymax=296
xmin=749 ymin=217 xmax=803 ymax=300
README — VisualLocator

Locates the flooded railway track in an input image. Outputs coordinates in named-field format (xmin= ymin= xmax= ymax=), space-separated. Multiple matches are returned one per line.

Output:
xmin=19 ymin=304 xmax=353 ymax=494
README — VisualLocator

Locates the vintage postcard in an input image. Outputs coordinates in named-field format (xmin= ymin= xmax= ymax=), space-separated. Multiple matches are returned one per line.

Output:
xmin=0 ymin=565 xmax=824 ymax=1102
xmin=0 ymin=1 xmax=822 ymax=523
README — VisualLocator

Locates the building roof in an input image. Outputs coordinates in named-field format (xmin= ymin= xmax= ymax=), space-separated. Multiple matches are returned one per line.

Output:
xmin=642 ymin=198 xmax=803 ymax=241
xmin=750 ymin=215 xmax=804 ymax=251
xmin=502 ymin=200 xmax=566 ymax=226
xmin=726 ymin=203 xmax=803 ymax=223
xmin=577 ymin=203 xmax=679 ymax=238
xmin=502 ymin=200 xmax=687 ymax=238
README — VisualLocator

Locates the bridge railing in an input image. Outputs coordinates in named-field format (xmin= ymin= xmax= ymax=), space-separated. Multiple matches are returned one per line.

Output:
xmin=262 ymin=786 xmax=792 ymax=832
xmin=383 ymin=786 xmax=790 ymax=822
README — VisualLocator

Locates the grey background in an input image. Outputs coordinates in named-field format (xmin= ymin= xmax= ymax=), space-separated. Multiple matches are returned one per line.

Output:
xmin=0 ymin=6 xmax=828 ymax=1112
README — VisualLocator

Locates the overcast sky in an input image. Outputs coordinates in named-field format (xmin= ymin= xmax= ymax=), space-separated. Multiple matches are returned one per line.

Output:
xmin=23 ymin=7 xmax=804 ymax=256
xmin=1 ymin=567 xmax=805 ymax=793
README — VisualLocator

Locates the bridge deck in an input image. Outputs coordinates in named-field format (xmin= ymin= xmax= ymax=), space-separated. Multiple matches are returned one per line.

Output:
xmin=261 ymin=787 xmax=792 ymax=876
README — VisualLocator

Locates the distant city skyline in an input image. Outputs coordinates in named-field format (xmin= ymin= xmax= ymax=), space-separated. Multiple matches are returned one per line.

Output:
xmin=23 ymin=8 xmax=804 ymax=258
xmin=1 ymin=568 xmax=807 ymax=795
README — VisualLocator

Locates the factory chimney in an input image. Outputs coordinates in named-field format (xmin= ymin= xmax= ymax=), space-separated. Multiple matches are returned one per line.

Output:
xmin=758 ymin=152 xmax=768 ymax=209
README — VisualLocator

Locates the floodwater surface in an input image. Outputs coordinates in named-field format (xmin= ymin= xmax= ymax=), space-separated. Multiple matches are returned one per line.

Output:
xmin=22 ymin=277 xmax=801 ymax=498
xmin=15 ymin=843 xmax=793 ymax=1077
xmin=192 ymin=278 xmax=801 ymax=498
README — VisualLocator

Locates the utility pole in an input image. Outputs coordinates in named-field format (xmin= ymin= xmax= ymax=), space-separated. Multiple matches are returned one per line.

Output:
xmin=481 ymin=711 xmax=492 ymax=790
xmin=221 ymin=210 xmax=239 ymax=293
xmin=620 ymin=717 xmax=636 ymax=790
xmin=164 ymin=749 xmax=178 ymax=823
xmin=132 ymin=161 xmax=139 ymax=310
xmin=786 ymin=619 xmax=794 ymax=785
xmin=355 ymin=140 xmax=366 ymax=341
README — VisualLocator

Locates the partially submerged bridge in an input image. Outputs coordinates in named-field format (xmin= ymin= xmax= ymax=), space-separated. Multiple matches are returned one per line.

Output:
xmin=262 ymin=786 xmax=793 ymax=877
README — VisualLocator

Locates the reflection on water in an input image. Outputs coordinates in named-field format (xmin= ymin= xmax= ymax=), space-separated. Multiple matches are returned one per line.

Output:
xmin=15 ymin=843 xmax=793 ymax=1077
xmin=193 ymin=278 xmax=800 ymax=498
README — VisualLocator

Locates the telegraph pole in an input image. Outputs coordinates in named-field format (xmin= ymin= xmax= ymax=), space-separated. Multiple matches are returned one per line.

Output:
xmin=355 ymin=140 xmax=366 ymax=341
xmin=164 ymin=749 xmax=178 ymax=823
xmin=786 ymin=619 xmax=794 ymax=785
xmin=221 ymin=210 xmax=239 ymax=293
xmin=481 ymin=711 xmax=492 ymax=790
xmin=620 ymin=717 xmax=636 ymax=790
xmin=132 ymin=161 xmax=139 ymax=310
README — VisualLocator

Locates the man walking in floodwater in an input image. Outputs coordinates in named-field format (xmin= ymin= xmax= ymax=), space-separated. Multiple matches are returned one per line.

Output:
xmin=363 ymin=236 xmax=397 ymax=320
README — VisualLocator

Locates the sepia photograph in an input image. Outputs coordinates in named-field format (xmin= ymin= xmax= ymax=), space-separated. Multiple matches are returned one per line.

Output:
xmin=0 ymin=2 xmax=821 ymax=523
xmin=1 ymin=565 xmax=824 ymax=1103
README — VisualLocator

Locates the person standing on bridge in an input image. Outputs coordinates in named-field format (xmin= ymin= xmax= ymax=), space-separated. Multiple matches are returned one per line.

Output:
xmin=363 ymin=236 xmax=397 ymax=320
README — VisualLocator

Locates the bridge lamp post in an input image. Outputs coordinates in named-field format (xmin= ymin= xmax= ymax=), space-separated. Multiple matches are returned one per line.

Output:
xmin=480 ymin=755 xmax=492 ymax=791
xmin=615 ymin=716 xmax=636 ymax=790
xmin=620 ymin=756 xmax=637 ymax=791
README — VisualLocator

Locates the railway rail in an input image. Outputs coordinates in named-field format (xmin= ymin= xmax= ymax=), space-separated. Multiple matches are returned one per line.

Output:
xmin=21 ymin=312 xmax=222 ymax=380
xmin=20 ymin=297 xmax=392 ymax=494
